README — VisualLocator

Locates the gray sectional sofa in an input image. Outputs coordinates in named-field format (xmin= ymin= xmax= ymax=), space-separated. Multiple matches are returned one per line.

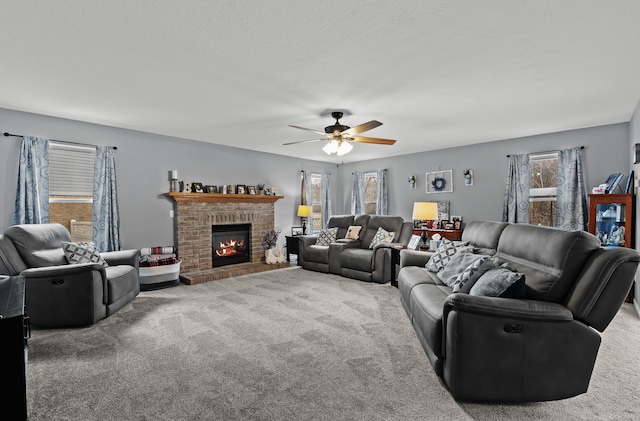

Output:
xmin=298 ymin=214 xmax=413 ymax=283
xmin=398 ymin=220 xmax=640 ymax=402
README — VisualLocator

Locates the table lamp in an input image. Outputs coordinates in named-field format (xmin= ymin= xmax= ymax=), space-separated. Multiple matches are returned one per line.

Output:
xmin=412 ymin=202 xmax=438 ymax=247
xmin=297 ymin=205 xmax=312 ymax=234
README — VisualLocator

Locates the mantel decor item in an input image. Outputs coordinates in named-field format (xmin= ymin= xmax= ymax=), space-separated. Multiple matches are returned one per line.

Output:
xmin=170 ymin=170 xmax=179 ymax=192
xmin=426 ymin=170 xmax=453 ymax=194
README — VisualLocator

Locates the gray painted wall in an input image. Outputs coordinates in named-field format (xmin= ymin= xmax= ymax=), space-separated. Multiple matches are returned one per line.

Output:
xmin=0 ymin=107 xmax=631 ymax=250
xmin=630 ymin=99 xmax=640 ymax=312
xmin=0 ymin=108 xmax=336 ymax=249
xmin=342 ymin=123 xmax=631 ymax=224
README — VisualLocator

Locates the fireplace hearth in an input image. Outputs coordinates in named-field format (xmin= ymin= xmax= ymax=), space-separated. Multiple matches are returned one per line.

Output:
xmin=212 ymin=224 xmax=250 ymax=267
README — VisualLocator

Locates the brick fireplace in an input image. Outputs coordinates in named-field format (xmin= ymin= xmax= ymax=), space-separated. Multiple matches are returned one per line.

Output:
xmin=166 ymin=192 xmax=288 ymax=284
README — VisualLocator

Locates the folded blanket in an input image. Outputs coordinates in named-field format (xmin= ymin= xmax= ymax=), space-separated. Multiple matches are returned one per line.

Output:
xmin=140 ymin=246 xmax=175 ymax=256
xmin=139 ymin=256 xmax=179 ymax=267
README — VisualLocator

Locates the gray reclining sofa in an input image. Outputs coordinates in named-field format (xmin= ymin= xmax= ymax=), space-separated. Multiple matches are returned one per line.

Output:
xmin=398 ymin=220 xmax=640 ymax=402
xmin=298 ymin=214 xmax=413 ymax=283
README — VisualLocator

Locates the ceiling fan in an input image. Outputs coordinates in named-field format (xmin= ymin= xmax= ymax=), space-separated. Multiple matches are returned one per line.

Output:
xmin=284 ymin=111 xmax=396 ymax=155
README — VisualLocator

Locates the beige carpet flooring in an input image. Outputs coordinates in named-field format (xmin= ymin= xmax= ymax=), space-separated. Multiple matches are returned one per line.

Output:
xmin=26 ymin=267 xmax=640 ymax=420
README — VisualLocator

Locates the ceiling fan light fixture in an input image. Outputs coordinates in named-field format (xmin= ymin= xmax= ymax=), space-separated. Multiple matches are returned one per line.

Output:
xmin=336 ymin=141 xmax=353 ymax=156
xmin=323 ymin=140 xmax=339 ymax=154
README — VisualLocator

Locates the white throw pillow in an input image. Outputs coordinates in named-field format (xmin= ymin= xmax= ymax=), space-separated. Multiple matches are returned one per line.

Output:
xmin=369 ymin=227 xmax=395 ymax=249
xmin=345 ymin=225 xmax=362 ymax=240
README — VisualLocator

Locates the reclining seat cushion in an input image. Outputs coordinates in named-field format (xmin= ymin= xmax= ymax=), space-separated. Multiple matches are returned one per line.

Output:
xmin=398 ymin=266 xmax=441 ymax=308
xmin=0 ymin=234 xmax=28 ymax=275
xmin=305 ymin=245 xmax=330 ymax=264
xmin=341 ymin=248 xmax=374 ymax=272
xmin=494 ymin=224 xmax=600 ymax=302
xmin=5 ymin=223 xmax=71 ymax=267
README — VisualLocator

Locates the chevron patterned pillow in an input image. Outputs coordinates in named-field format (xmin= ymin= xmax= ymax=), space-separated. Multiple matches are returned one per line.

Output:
xmin=62 ymin=241 xmax=109 ymax=267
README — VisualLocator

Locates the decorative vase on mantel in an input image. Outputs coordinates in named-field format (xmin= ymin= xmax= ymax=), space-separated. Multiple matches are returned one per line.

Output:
xmin=257 ymin=184 xmax=265 ymax=195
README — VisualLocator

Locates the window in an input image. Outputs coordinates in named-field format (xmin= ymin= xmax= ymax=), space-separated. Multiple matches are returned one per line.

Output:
xmin=48 ymin=142 xmax=95 ymax=239
xmin=364 ymin=172 xmax=379 ymax=215
xmin=529 ymin=152 xmax=558 ymax=227
xmin=310 ymin=173 xmax=323 ymax=232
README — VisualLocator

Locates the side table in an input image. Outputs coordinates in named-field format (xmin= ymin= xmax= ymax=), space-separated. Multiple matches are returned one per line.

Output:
xmin=390 ymin=246 xmax=404 ymax=288
xmin=285 ymin=235 xmax=300 ymax=264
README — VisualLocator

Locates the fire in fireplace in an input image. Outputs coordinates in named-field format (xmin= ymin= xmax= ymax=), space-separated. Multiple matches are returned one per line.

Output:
xmin=212 ymin=224 xmax=251 ymax=267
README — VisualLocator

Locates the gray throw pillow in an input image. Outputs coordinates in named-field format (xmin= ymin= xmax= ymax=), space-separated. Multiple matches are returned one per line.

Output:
xmin=62 ymin=241 xmax=109 ymax=267
xmin=425 ymin=238 xmax=456 ymax=273
xmin=437 ymin=252 xmax=485 ymax=287
xmin=469 ymin=267 xmax=524 ymax=297
xmin=315 ymin=227 xmax=338 ymax=246
xmin=452 ymin=256 xmax=496 ymax=293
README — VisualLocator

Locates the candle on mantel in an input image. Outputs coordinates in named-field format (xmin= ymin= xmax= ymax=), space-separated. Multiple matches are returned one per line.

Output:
xmin=171 ymin=170 xmax=178 ymax=180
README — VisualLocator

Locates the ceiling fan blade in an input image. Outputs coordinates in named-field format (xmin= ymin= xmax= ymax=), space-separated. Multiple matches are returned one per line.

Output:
xmin=341 ymin=120 xmax=382 ymax=136
xmin=346 ymin=136 xmax=396 ymax=145
xmin=282 ymin=138 xmax=328 ymax=146
xmin=288 ymin=125 xmax=327 ymax=135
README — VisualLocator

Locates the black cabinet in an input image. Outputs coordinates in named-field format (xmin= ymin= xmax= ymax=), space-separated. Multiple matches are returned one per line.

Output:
xmin=285 ymin=236 xmax=300 ymax=263
xmin=0 ymin=276 xmax=29 ymax=420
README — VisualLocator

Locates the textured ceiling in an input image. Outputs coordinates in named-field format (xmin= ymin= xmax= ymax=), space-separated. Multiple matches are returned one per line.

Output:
xmin=2 ymin=1 xmax=640 ymax=163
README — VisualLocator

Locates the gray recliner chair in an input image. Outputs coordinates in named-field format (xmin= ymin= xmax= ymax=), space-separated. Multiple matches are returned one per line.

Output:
xmin=0 ymin=223 xmax=140 ymax=327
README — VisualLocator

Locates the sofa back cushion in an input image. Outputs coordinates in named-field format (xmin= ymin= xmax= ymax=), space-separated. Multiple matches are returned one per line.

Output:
xmin=494 ymin=224 xmax=600 ymax=302
xmin=5 ymin=223 xmax=72 ymax=268
xmin=461 ymin=221 xmax=509 ymax=255
xmin=0 ymin=234 xmax=28 ymax=275
xmin=360 ymin=215 xmax=404 ymax=248
xmin=327 ymin=215 xmax=355 ymax=240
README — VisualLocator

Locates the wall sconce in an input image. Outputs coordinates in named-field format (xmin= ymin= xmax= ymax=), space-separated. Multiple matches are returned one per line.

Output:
xmin=463 ymin=169 xmax=474 ymax=186
xmin=408 ymin=175 xmax=416 ymax=189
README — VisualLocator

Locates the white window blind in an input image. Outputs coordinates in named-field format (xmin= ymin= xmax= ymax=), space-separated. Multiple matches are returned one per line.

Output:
xmin=48 ymin=142 xmax=96 ymax=196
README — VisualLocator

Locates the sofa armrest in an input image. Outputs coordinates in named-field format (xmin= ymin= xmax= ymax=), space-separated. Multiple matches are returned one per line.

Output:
xmin=102 ymin=249 xmax=140 ymax=268
xmin=400 ymin=249 xmax=433 ymax=268
xmin=298 ymin=235 xmax=318 ymax=247
xmin=21 ymin=263 xmax=106 ymax=279
xmin=443 ymin=294 xmax=574 ymax=322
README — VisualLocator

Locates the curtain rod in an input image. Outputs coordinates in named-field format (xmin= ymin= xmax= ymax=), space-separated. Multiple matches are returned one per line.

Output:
xmin=506 ymin=146 xmax=583 ymax=158
xmin=3 ymin=132 xmax=118 ymax=150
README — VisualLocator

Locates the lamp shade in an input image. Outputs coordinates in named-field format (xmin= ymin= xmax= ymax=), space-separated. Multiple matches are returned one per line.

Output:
xmin=412 ymin=202 xmax=438 ymax=220
xmin=297 ymin=205 xmax=312 ymax=217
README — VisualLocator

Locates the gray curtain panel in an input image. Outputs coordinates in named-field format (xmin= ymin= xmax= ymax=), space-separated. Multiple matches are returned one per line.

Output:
xmin=351 ymin=171 xmax=364 ymax=214
xmin=502 ymin=153 xmax=530 ymax=223
xmin=376 ymin=169 xmax=388 ymax=215
xmin=12 ymin=136 xmax=50 ymax=225
xmin=556 ymin=147 xmax=587 ymax=230
xmin=92 ymin=146 xmax=120 ymax=252
xmin=321 ymin=172 xmax=332 ymax=229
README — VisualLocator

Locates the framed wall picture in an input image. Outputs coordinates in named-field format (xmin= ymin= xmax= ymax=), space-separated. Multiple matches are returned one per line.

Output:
xmin=426 ymin=170 xmax=453 ymax=194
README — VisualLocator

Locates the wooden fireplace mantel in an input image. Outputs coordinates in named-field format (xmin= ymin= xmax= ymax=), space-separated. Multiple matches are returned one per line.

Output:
xmin=165 ymin=192 xmax=284 ymax=204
